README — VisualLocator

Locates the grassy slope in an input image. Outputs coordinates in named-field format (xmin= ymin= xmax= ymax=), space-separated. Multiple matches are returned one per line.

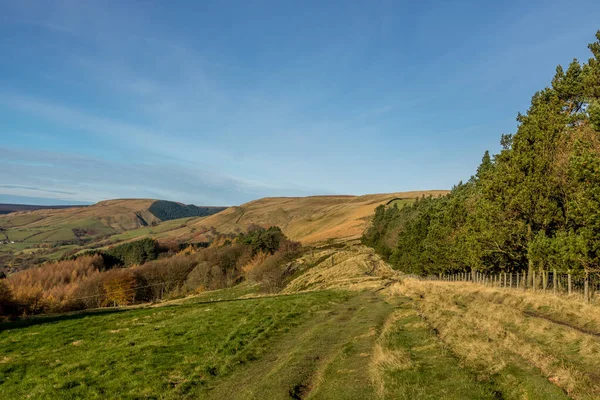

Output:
xmin=391 ymin=279 xmax=600 ymax=399
xmin=87 ymin=217 xmax=202 ymax=249
xmin=185 ymin=191 xmax=448 ymax=244
xmin=0 ymin=199 xmax=168 ymax=268
xmin=0 ymin=291 xmax=348 ymax=399
xmin=2 ymin=242 xmax=593 ymax=399
xmin=373 ymin=298 xmax=499 ymax=400
xmin=0 ymin=288 xmax=503 ymax=400
xmin=0 ymin=199 xmax=160 ymax=243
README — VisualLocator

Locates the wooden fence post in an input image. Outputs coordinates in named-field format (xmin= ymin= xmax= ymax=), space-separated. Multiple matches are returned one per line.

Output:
xmin=516 ymin=272 xmax=520 ymax=288
xmin=553 ymin=269 xmax=557 ymax=295
xmin=585 ymin=272 xmax=590 ymax=303
xmin=568 ymin=273 xmax=572 ymax=296
xmin=542 ymin=271 xmax=547 ymax=291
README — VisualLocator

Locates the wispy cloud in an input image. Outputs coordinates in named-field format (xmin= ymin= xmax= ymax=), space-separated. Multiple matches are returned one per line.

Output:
xmin=0 ymin=185 xmax=75 ymax=196
xmin=0 ymin=147 xmax=322 ymax=205
xmin=4 ymin=0 xmax=595 ymax=204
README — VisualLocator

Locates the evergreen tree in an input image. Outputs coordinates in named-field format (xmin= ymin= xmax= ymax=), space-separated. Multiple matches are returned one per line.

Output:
xmin=362 ymin=31 xmax=600 ymax=283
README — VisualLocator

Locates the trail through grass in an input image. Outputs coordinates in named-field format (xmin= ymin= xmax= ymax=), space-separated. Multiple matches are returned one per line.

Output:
xmin=373 ymin=297 xmax=499 ymax=399
xmin=205 ymin=291 xmax=392 ymax=399
xmin=2 ymin=255 xmax=596 ymax=399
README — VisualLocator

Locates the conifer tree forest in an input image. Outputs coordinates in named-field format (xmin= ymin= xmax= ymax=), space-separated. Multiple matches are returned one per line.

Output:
xmin=363 ymin=31 xmax=600 ymax=295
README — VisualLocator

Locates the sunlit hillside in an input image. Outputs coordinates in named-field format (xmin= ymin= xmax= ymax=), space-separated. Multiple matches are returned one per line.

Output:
xmin=186 ymin=191 xmax=448 ymax=244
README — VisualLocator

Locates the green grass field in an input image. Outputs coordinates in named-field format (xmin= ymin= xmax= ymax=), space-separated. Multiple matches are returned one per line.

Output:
xmin=2 ymin=283 xmax=596 ymax=399
xmin=0 ymin=291 xmax=353 ymax=399
xmin=385 ymin=199 xmax=413 ymax=209
xmin=2 ymin=241 xmax=598 ymax=399
xmin=105 ymin=217 xmax=199 ymax=242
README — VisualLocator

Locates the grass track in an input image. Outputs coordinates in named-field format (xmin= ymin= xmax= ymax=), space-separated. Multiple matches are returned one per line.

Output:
xmin=204 ymin=291 xmax=393 ymax=399
xmin=1 ymin=274 xmax=593 ymax=399
xmin=375 ymin=297 xmax=499 ymax=399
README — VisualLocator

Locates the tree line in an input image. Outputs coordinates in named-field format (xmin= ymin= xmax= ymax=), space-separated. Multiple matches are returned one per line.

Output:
xmin=0 ymin=226 xmax=300 ymax=319
xmin=148 ymin=200 xmax=226 ymax=222
xmin=363 ymin=31 xmax=600 ymax=297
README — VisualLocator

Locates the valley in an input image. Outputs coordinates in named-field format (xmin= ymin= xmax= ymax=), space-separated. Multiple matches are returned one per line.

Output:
xmin=0 ymin=199 xmax=226 ymax=274
xmin=0 ymin=192 xmax=441 ymax=274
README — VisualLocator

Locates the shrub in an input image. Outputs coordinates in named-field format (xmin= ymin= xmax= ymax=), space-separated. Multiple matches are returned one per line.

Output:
xmin=238 ymin=226 xmax=285 ymax=255
xmin=246 ymin=240 xmax=302 ymax=291
xmin=105 ymin=238 xmax=159 ymax=267
xmin=134 ymin=254 xmax=199 ymax=301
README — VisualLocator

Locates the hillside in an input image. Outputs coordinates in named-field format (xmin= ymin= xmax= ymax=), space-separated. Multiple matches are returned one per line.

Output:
xmin=0 ymin=192 xmax=445 ymax=273
xmin=0 ymin=199 xmax=225 ymax=272
xmin=0 ymin=199 xmax=160 ymax=242
xmin=187 ymin=191 xmax=448 ymax=244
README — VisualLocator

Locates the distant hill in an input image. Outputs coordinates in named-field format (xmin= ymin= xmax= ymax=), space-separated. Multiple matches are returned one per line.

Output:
xmin=0 ymin=199 xmax=227 ymax=244
xmin=183 ymin=191 xmax=449 ymax=244
xmin=0 ymin=203 xmax=86 ymax=215
xmin=0 ymin=198 xmax=226 ymax=272
xmin=148 ymin=200 xmax=226 ymax=221
xmin=0 ymin=193 xmax=447 ymax=273
xmin=0 ymin=199 xmax=161 ymax=240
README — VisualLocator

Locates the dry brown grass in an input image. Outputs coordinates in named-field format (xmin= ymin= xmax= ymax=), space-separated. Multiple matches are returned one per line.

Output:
xmin=241 ymin=251 xmax=270 ymax=274
xmin=0 ymin=198 xmax=160 ymax=232
xmin=187 ymin=191 xmax=448 ymax=244
xmin=389 ymin=279 xmax=600 ymax=399
xmin=370 ymin=308 xmax=414 ymax=397
xmin=282 ymin=243 xmax=400 ymax=293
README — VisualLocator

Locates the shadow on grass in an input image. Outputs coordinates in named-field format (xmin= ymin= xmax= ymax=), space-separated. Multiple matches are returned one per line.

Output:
xmin=0 ymin=307 xmax=130 ymax=332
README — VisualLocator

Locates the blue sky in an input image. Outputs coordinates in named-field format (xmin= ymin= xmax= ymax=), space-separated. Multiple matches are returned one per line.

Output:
xmin=1 ymin=0 xmax=599 ymax=206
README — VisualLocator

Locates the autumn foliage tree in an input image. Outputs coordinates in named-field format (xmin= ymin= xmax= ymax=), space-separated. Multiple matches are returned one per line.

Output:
xmin=1 ymin=225 xmax=301 ymax=317
xmin=102 ymin=269 xmax=137 ymax=307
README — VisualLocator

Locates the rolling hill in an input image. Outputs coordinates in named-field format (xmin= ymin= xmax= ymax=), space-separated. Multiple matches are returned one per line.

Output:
xmin=0 ymin=192 xmax=445 ymax=273
xmin=0 ymin=199 xmax=160 ymax=244
xmin=0 ymin=199 xmax=227 ymax=243
xmin=184 ymin=191 xmax=448 ymax=244
xmin=0 ymin=199 xmax=226 ymax=272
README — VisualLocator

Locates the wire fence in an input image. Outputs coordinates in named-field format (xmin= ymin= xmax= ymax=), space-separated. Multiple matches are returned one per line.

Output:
xmin=426 ymin=271 xmax=600 ymax=302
